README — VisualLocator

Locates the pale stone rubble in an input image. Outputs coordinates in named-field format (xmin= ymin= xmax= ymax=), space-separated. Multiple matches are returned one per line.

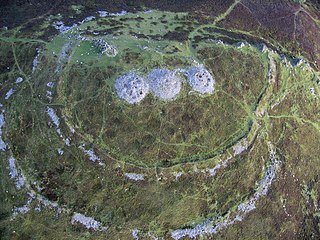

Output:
xmin=97 ymin=10 xmax=129 ymax=17
xmin=46 ymin=90 xmax=53 ymax=101
xmin=125 ymin=173 xmax=145 ymax=181
xmin=5 ymin=88 xmax=14 ymax=100
xmin=233 ymin=141 xmax=248 ymax=156
xmin=109 ymin=10 xmax=128 ymax=16
xmin=32 ymin=48 xmax=40 ymax=73
xmin=268 ymin=56 xmax=277 ymax=84
xmin=8 ymin=156 xmax=25 ymax=190
xmin=46 ymin=81 xmax=55 ymax=101
xmin=52 ymin=10 xmax=130 ymax=34
xmin=173 ymin=171 xmax=183 ymax=180
xmin=115 ymin=66 xmax=215 ymax=104
xmin=12 ymin=197 xmax=33 ymax=218
xmin=12 ymin=190 xmax=65 ymax=219
xmin=185 ymin=66 xmax=215 ymax=94
xmin=46 ymin=107 xmax=71 ymax=147
xmin=10 ymin=180 xmax=104 ymax=230
xmin=79 ymin=16 xmax=95 ymax=25
xmin=52 ymin=21 xmax=77 ymax=33
xmin=236 ymin=41 xmax=248 ymax=49
xmin=92 ymin=39 xmax=117 ymax=57
xmin=78 ymin=144 xmax=105 ymax=166
xmin=171 ymin=157 xmax=281 ymax=239
xmin=53 ymin=16 xmax=95 ymax=33
xmin=64 ymin=138 xmax=71 ymax=146
xmin=5 ymin=14 xmax=301 ymax=236
xmin=7 ymin=156 xmax=66 ymax=219
xmin=71 ymin=213 xmax=107 ymax=231
xmin=256 ymin=43 xmax=268 ymax=53
xmin=132 ymin=229 xmax=140 ymax=240
xmin=47 ymin=81 xmax=55 ymax=88
xmin=207 ymin=156 xmax=231 ymax=177
xmin=79 ymin=146 xmax=99 ymax=161
xmin=98 ymin=11 xmax=108 ymax=17
xmin=310 ymin=87 xmax=316 ymax=95
xmin=55 ymin=42 xmax=74 ymax=73
xmin=115 ymin=72 xmax=149 ymax=104
xmin=0 ymin=111 xmax=6 ymax=151
xmin=203 ymin=140 xmax=248 ymax=177
xmin=148 ymin=68 xmax=182 ymax=100
xmin=47 ymin=103 xmax=104 ymax=166
xmin=57 ymin=148 xmax=64 ymax=155
xmin=47 ymin=107 xmax=60 ymax=127
xmin=15 ymin=77 xmax=24 ymax=84
xmin=12 ymin=204 xmax=31 ymax=217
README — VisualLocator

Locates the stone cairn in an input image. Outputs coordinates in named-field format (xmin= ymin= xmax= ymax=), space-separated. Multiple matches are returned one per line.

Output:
xmin=115 ymin=66 xmax=215 ymax=104
xmin=115 ymin=72 xmax=149 ymax=104
xmin=92 ymin=39 xmax=117 ymax=57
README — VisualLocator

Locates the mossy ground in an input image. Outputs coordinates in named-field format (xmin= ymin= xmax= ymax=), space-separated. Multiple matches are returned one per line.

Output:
xmin=51 ymin=13 xmax=268 ymax=167
xmin=0 ymin=6 xmax=320 ymax=240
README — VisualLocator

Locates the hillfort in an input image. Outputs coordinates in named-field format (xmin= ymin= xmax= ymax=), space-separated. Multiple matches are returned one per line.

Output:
xmin=1 ymin=2 xmax=320 ymax=240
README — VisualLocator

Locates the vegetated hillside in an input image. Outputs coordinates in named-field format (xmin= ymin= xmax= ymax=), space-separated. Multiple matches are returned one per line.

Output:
xmin=0 ymin=2 xmax=320 ymax=240
xmin=1 ymin=0 xmax=319 ymax=70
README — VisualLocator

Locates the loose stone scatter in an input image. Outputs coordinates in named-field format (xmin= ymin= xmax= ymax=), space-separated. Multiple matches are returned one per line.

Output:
xmin=115 ymin=72 xmax=149 ymax=104
xmin=171 ymin=158 xmax=281 ymax=240
xmin=12 ymin=204 xmax=31 ymax=217
xmin=47 ymin=82 xmax=55 ymax=88
xmin=79 ymin=145 xmax=100 ymax=162
xmin=5 ymin=88 xmax=14 ymax=100
xmin=256 ymin=43 xmax=268 ymax=53
xmin=52 ymin=21 xmax=77 ymax=33
xmin=46 ymin=90 xmax=53 ymax=101
xmin=109 ymin=10 xmax=128 ymax=16
xmin=0 ymin=113 xmax=6 ymax=151
xmin=97 ymin=10 xmax=129 ymax=18
xmin=206 ymin=156 xmax=232 ymax=177
xmin=148 ymin=68 xmax=182 ymax=100
xmin=15 ymin=77 xmax=23 ymax=84
xmin=173 ymin=172 xmax=183 ymax=180
xmin=79 ymin=16 xmax=95 ymax=25
xmin=4 ymin=6 xmax=319 ymax=240
xmin=78 ymin=144 xmax=104 ymax=166
xmin=132 ymin=229 xmax=140 ymax=240
xmin=46 ymin=107 xmax=72 ymax=147
xmin=32 ymin=48 xmax=40 ymax=73
xmin=55 ymin=42 xmax=74 ymax=73
xmin=92 ymin=39 xmax=117 ymax=57
xmin=233 ymin=141 xmax=248 ymax=156
xmin=46 ymin=107 xmax=60 ymax=127
xmin=57 ymin=148 xmax=64 ymax=155
xmin=71 ymin=213 xmax=107 ymax=231
xmin=185 ymin=66 xmax=215 ymax=94
xmin=12 ymin=190 xmax=65 ymax=219
xmin=64 ymin=138 xmax=71 ymax=146
xmin=98 ymin=10 xmax=108 ymax=17
xmin=124 ymin=173 xmax=145 ymax=181
xmin=236 ymin=42 xmax=247 ymax=48
xmin=8 ymin=156 xmax=25 ymax=190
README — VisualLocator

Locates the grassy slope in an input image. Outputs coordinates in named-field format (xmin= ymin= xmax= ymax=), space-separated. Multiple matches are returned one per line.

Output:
xmin=0 ymin=6 xmax=319 ymax=240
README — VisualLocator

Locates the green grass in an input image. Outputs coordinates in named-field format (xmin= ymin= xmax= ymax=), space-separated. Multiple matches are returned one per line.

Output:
xmin=1 ymin=8 xmax=320 ymax=240
xmin=54 ymin=36 xmax=268 ymax=167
